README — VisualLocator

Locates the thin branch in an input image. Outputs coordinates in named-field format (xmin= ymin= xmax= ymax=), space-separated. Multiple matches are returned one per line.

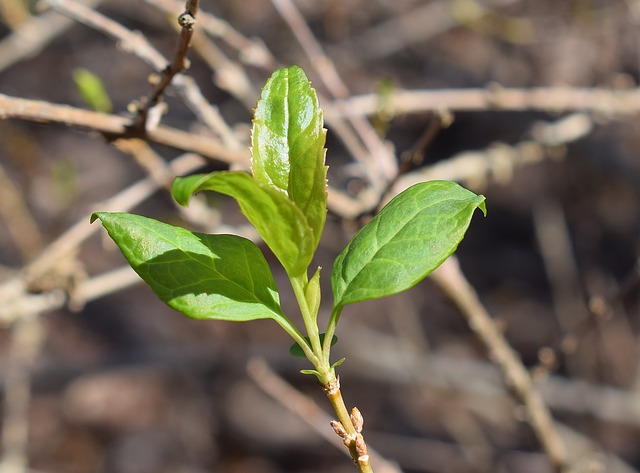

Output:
xmin=342 ymin=322 xmax=640 ymax=430
xmin=144 ymin=0 xmax=277 ymax=70
xmin=0 ymin=164 xmax=44 ymax=262
xmin=344 ymin=0 xmax=519 ymax=62
xmin=42 ymin=0 xmax=166 ymax=69
xmin=332 ymin=86 xmax=640 ymax=117
xmin=247 ymin=358 xmax=402 ymax=473
xmin=430 ymin=256 xmax=570 ymax=472
xmin=43 ymin=0 xmax=236 ymax=146
xmin=0 ymin=93 xmax=247 ymax=163
xmin=0 ymin=153 xmax=206 ymax=325
xmin=147 ymin=0 xmax=389 ymax=190
xmin=388 ymin=113 xmax=593 ymax=206
xmin=0 ymin=0 xmax=102 ymax=73
xmin=70 ymin=266 xmax=142 ymax=311
xmin=132 ymin=0 xmax=199 ymax=131
xmin=0 ymin=312 xmax=44 ymax=473
xmin=533 ymin=199 xmax=591 ymax=335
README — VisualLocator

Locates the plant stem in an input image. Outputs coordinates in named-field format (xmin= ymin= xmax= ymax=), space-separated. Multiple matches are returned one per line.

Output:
xmin=291 ymin=274 xmax=323 ymax=359
xmin=322 ymin=306 xmax=341 ymax=362
xmin=273 ymin=316 xmax=318 ymax=365
xmin=324 ymin=371 xmax=374 ymax=473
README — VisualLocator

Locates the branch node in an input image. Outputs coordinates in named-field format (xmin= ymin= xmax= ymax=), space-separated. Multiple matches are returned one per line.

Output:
xmin=178 ymin=12 xmax=196 ymax=30
xmin=325 ymin=375 xmax=340 ymax=395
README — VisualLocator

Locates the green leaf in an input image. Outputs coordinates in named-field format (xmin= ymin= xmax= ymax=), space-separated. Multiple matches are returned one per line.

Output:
xmin=331 ymin=181 xmax=486 ymax=309
xmin=73 ymin=68 xmax=113 ymax=113
xmin=172 ymin=171 xmax=314 ymax=277
xmin=300 ymin=369 xmax=322 ymax=377
xmin=305 ymin=266 xmax=322 ymax=321
xmin=91 ymin=212 xmax=286 ymax=323
xmin=252 ymin=65 xmax=328 ymax=249
xmin=289 ymin=333 xmax=338 ymax=358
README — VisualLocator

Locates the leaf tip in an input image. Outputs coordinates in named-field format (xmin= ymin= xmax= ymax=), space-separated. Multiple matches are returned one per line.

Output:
xmin=478 ymin=197 xmax=487 ymax=216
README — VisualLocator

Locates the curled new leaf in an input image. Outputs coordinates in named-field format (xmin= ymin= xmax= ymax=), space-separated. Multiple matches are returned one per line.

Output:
xmin=252 ymin=65 xmax=328 ymax=249
xmin=91 ymin=212 xmax=286 ymax=323
xmin=331 ymin=181 xmax=486 ymax=309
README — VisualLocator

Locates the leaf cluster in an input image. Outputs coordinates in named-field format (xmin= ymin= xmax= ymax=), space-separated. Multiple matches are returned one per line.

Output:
xmin=92 ymin=65 xmax=486 ymax=381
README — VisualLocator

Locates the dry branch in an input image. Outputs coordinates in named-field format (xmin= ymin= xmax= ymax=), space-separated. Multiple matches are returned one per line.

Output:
xmin=332 ymin=87 xmax=640 ymax=117
xmin=0 ymin=0 xmax=102 ymax=72
xmin=431 ymin=257 xmax=570 ymax=472
xmin=0 ymin=93 xmax=246 ymax=163
xmin=131 ymin=0 xmax=199 ymax=131
xmin=43 ymin=0 xmax=238 ymax=147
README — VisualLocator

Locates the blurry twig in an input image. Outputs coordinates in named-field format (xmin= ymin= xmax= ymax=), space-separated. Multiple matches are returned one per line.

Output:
xmin=0 ymin=152 xmax=206 ymax=325
xmin=145 ymin=0 xmax=272 ymax=108
xmin=41 ymin=0 xmax=165 ymax=67
xmin=343 ymin=322 xmax=640 ymax=431
xmin=333 ymin=87 xmax=640 ymax=117
xmin=345 ymin=0 xmax=520 ymax=62
xmin=0 ymin=312 xmax=44 ymax=473
xmin=144 ymin=0 xmax=277 ymax=69
xmin=0 ymin=0 xmax=101 ymax=73
xmin=247 ymin=358 xmax=403 ymax=473
xmin=189 ymin=30 xmax=257 ymax=110
xmin=533 ymin=199 xmax=591 ymax=369
xmin=389 ymin=113 xmax=593 ymax=203
xmin=0 ymin=164 xmax=43 ymax=262
xmin=0 ymin=93 xmax=246 ymax=163
xmin=42 ymin=0 xmax=238 ymax=149
xmin=430 ymin=256 xmax=570 ymax=472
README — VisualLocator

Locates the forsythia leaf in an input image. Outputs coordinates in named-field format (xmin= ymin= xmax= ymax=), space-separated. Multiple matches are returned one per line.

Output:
xmin=91 ymin=212 xmax=286 ymax=323
xmin=331 ymin=181 xmax=486 ymax=309
xmin=252 ymin=65 xmax=328 ymax=249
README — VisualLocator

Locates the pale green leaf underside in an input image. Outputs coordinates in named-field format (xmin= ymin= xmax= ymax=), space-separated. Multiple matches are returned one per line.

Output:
xmin=331 ymin=181 xmax=486 ymax=309
xmin=91 ymin=212 xmax=285 ymax=323
xmin=172 ymin=171 xmax=314 ymax=277
xmin=252 ymin=65 xmax=327 ymax=249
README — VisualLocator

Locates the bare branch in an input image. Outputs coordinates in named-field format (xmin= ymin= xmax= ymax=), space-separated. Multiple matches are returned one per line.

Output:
xmin=0 ymin=93 xmax=247 ymax=163
xmin=0 ymin=0 xmax=102 ymax=73
xmin=43 ymin=0 xmax=237 ymax=147
xmin=332 ymin=86 xmax=640 ymax=117
xmin=131 ymin=0 xmax=200 ymax=131
xmin=430 ymin=257 xmax=570 ymax=472
xmin=247 ymin=358 xmax=402 ymax=473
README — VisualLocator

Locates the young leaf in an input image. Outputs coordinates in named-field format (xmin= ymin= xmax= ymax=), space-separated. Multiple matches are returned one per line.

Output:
xmin=331 ymin=181 xmax=486 ymax=309
xmin=91 ymin=212 xmax=286 ymax=323
xmin=252 ymin=65 xmax=328 ymax=249
xmin=73 ymin=68 xmax=113 ymax=113
xmin=172 ymin=171 xmax=314 ymax=277
xmin=305 ymin=266 xmax=322 ymax=322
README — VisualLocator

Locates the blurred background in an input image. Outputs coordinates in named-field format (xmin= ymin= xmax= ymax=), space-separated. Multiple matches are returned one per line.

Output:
xmin=0 ymin=0 xmax=639 ymax=472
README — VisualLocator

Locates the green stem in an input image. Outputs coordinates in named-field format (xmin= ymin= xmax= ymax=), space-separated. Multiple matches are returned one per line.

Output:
xmin=273 ymin=315 xmax=318 ymax=365
xmin=291 ymin=274 xmax=322 ymax=358
xmin=322 ymin=305 xmax=342 ymax=363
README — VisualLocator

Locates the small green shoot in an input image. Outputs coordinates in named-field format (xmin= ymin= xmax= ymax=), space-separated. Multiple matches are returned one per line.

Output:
xmin=92 ymin=65 xmax=486 ymax=472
